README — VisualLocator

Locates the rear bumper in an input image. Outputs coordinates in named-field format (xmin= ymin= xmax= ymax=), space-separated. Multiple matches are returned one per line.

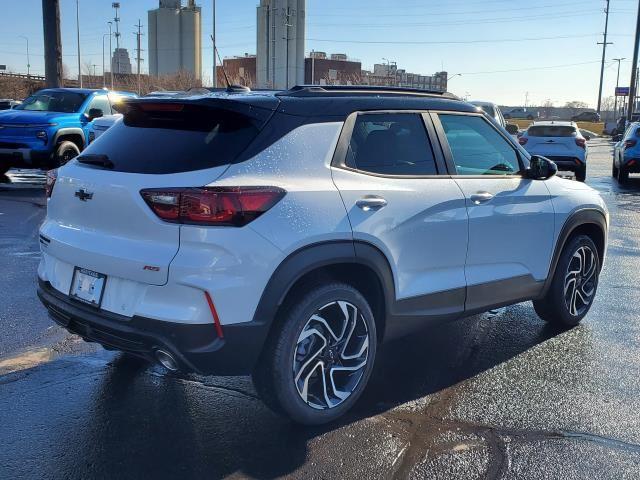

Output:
xmin=542 ymin=156 xmax=585 ymax=172
xmin=0 ymin=147 xmax=50 ymax=168
xmin=37 ymin=279 xmax=270 ymax=375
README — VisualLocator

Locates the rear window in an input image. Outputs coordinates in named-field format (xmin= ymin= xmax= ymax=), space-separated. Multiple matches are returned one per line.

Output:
xmin=527 ymin=126 xmax=576 ymax=137
xmin=81 ymin=104 xmax=261 ymax=174
xmin=475 ymin=104 xmax=496 ymax=117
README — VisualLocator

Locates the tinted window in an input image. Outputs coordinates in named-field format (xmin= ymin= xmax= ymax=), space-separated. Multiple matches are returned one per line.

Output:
xmin=81 ymin=105 xmax=260 ymax=174
xmin=475 ymin=104 xmax=496 ymax=117
xmin=528 ymin=126 xmax=576 ymax=137
xmin=345 ymin=113 xmax=438 ymax=176
xmin=86 ymin=95 xmax=111 ymax=116
xmin=15 ymin=90 xmax=87 ymax=112
xmin=439 ymin=114 xmax=520 ymax=176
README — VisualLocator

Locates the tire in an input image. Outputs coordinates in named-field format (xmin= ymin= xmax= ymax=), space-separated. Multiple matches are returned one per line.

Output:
xmin=527 ymin=115 xmax=534 ymax=120
xmin=575 ymin=167 xmax=586 ymax=182
xmin=612 ymin=160 xmax=619 ymax=178
xmin=54 ymin=141 xmax=80 ymax=167
xmin=617 ymin=165 xmax=629 ymax=184
xmin=533 ymin=235 xmax=600 ymax=327
xmin=252 ymin=282 xmax=377 ymax=425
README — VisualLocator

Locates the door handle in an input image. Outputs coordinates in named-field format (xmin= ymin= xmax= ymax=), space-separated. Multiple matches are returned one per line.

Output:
xmin=356 ymin=196 xmax=387 ymax=211
xmin=470 ymin=191 xmax=494 ymax=204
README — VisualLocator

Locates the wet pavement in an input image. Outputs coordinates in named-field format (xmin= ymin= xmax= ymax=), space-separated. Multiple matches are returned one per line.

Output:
xmin=3 ymin=144 xmax=640 ymax=479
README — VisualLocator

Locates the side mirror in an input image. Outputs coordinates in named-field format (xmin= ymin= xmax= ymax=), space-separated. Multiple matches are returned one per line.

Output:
xmin=505 ymin=123 xmax=519 ymax=135
xmin=527 ymin=155 xmax=557 ymax=180
xmin=87 ymin=108 xmax=103 ymax=121
xmin=613 ymin=134 xmax=623 ymax=142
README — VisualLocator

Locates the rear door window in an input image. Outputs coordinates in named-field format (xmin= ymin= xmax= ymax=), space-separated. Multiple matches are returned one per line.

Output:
xmin=80 ymin=104 xmax=261 ymax=174
xmin=345 ymin=113 xmax=438 ymax=176
xmin=527 ymin=126 xmax=577 ymax=137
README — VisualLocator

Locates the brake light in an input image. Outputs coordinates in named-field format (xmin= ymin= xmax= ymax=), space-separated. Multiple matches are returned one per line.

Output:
xmin=518 ymin=137 xmax=528 ymax=145
xmin=140 ymin=187 xmax=286 ymax=227
xmin=625 ymin=139 xmax=637 ymax=149
xmin=575 ymin=138 xmax=586 ymax=149
xmin=45 ymin=169 xmax=57 ymax=199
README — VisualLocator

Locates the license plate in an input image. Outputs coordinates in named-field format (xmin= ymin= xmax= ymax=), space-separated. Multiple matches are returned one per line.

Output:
xmin=69 ymin=268 xmax=106 ymax=307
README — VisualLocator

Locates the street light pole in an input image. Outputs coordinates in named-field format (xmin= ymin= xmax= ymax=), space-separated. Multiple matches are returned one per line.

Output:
xmin=18 ymin=36 xmax=30 ymax=77
xmin=108 ymin=21 xmax=113 ymax=89
xmin=613 ymin=58 xmax=626 ymax=118
xmin=102 ymin=33 xmax=110 ymax=88
xmin=628 ymin=0 xmax=640 ymax=123
xmin=76 ymin=0 xmax=82 ymax=87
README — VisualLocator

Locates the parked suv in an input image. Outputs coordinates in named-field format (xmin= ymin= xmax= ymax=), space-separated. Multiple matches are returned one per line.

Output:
xmin=37 ymin=86 xmax=608 ymax=424
xmin=0 ymin=88 xmax=135 ymax=175
xmin=503 ymin=107 xmax=537 ymax=120
xmin=612 ymin=121 xmax=640 ymax=183
xmin=518 ymin=121 xmax=588 ymax=181
xmin=571 ymin=111 xmax=601 ymax=123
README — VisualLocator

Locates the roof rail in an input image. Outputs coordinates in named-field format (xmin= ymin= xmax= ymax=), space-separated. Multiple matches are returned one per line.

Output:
xmin=279 ymin=85 xmax=458 ymax=99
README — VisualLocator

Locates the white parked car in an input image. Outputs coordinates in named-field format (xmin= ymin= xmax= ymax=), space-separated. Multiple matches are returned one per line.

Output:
xmin=37 ymin=86 xmax=608 ymax=424
xmin=519 ymin=121 xmax=588 ymax=181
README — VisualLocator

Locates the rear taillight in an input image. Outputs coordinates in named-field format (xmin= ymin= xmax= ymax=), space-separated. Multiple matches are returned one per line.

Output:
xmin=575 ymin=138 xmax=586 ymax=149
xmin=45 ymin=169 xmax=57 ymax=199
xmin=625 ymin=139 xmax=637 ymax=149
xmin=518 ymin=137 xmax=528 ymax=145
xmin=140 ymin=187 xmax=286 ymax=227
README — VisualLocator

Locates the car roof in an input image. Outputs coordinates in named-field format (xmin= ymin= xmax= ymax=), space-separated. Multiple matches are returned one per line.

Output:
xmin=125 ymin=85 xmax=474 ymax=118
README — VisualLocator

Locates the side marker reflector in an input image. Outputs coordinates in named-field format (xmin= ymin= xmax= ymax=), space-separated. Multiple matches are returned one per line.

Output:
xmin=204 ymin=291 xmax=224 ymax=339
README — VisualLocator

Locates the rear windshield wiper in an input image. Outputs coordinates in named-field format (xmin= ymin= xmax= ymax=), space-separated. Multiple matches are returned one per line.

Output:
xmin=77 ymin=154 xmax=114 ymax=169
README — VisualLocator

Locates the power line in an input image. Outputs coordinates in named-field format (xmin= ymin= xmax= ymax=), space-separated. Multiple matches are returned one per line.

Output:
xmin=306 ymin=33 xmax=601 ymax=45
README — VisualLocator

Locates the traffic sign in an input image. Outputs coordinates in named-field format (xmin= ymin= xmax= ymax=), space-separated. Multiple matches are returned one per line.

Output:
xmin=616 ymin=86 xmax=630 ymax=96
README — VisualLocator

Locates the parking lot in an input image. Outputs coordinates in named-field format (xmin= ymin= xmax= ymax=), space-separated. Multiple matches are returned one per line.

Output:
xmin=3 ymin=139 xmax=640 ymax=479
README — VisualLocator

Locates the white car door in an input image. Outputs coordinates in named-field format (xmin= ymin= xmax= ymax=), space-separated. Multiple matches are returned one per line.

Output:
xmin=431 ymin=111 xmax=555 ymax=312
xmin=331 ymin=111 xmax=469 ymax=324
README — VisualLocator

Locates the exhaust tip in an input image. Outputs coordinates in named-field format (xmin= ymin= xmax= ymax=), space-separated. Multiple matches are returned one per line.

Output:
xmin=155 ymin=349 xmax=179 ymax=372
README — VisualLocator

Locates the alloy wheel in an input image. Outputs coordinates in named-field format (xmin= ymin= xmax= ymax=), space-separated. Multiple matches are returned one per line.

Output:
xmin=293 ymin=300 xmax=370 ymax=410
xmin=564 ymin=245 xmax=597 ymax=316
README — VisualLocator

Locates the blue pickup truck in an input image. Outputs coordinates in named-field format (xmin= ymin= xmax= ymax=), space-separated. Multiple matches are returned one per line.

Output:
xmin=0 ymin=88 xmax=135 ymax=175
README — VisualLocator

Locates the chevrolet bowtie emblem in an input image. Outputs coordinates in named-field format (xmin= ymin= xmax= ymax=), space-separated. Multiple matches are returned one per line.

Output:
xmin=75 ymin=189 xmax=94 ymax=201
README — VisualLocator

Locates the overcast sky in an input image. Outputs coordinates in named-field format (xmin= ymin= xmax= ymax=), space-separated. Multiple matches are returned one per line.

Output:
xmin=0 ymin=0 xmax=637 ymax=106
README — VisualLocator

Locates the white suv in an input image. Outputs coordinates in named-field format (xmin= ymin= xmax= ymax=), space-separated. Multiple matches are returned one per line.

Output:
xmin=519 ymin=121 xmax=588 ymax=181
xmin=37 ymin=86 xmax=608 ymax=424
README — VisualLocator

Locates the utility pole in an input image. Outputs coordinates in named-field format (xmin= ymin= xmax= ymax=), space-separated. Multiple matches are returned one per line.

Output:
xmin=18 ymin=36 xmax=30 ymax=77
xmin=76 ymin=0 xmax=82 ymax=87
xmin=42 ymin=0 xmax=63 ymax=88
xmin=613 ymin=58 xmax=626 ymax=118
xmin=134 ymin=19 xmax=143 ymax=95
xmin=597 ymin=0 xmax=613 ymax=113
xmin=212 ymin=0 xmax=216 ymax=88
xmin=284 ymin=7 xmax=292 ymax=89
xmin=628 ymin=1 xmax=640 ymax=123
xmin=113 ymin=3 xmax=121 ymax=75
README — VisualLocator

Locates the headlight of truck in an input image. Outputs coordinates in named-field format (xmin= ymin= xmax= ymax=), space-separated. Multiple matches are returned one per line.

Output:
xmin=35 ymin=130 xmax=48 ymax=142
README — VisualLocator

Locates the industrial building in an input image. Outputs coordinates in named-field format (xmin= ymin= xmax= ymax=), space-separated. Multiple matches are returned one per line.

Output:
xmin=362 ymin=63 xmax=448 ymax=92
xmin=148 ymin=0 xmax=202 ymax=80
xmin=256 ymin=0 xmax=306 ymax=89
xmin=304 ymin=52 xmax=361 ymax=85
xmin=216 ymin=54 xmax=257 ymax=87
